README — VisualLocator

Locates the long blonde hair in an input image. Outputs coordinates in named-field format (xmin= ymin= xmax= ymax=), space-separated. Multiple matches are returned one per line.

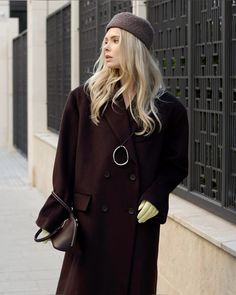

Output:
xmin=84 ymin=28 xmax=165 ymax=136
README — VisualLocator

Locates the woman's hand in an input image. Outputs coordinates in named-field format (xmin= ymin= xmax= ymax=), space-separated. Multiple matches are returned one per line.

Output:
xmin=137 ymin=200 xmax=159 ymax=223
xmin=42 ymin=229 xmax=50 ymax=244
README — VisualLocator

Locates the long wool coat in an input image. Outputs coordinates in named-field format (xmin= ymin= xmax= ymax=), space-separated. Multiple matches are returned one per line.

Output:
xmin=36 ymin=85 xmax=188 ymax=295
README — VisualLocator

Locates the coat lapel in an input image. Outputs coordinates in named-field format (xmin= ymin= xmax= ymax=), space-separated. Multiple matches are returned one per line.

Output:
xmin=103 ymin=93 xmax=138 ymax=165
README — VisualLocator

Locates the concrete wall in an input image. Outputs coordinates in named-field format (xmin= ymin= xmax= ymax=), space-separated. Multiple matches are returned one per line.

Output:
xmin=6 ymin=19 xmax=19 ymax=150
xmin=47 ymin=0 xmax=69 ymax=15
xmin=27 ymin=0 xmax=48 ymax=184
xmin=0 ymin=4 xmax=18 ymax=148
xmin=33 ymin=134 xmax=58 ymax=195
xmin=27 ymin=0 xmax=77 ymax=190
xmin=0 ymin=0 xmax=9 ymax=18
xmin=157 ymin=196 xmax=236 ymax=295
xmin=132 ymin=0 xmax=146 ymax=17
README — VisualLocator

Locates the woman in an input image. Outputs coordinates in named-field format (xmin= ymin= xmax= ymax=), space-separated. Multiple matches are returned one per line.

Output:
xmin=36 ymin=12 xmax=188 ymax=295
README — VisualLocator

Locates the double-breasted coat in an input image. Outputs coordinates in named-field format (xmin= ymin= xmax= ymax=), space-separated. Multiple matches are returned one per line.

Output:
xmin=36 ymin=84 xmax=189 ymax=295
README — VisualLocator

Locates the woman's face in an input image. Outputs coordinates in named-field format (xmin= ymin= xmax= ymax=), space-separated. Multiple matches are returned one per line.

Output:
xmin=103 ymin=28 xmax=121 ymax=69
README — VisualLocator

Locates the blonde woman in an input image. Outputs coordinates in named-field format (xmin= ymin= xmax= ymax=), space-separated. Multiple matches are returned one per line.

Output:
xmin=35 ymin=12 xmax=188 ymax=295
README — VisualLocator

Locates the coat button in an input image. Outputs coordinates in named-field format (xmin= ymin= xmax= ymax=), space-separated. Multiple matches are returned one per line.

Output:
xmin=129 ymin=174 xmax=136 ymax=181
xmin=101 ymin=205 xmax=109 ymax=212
xmin=128 ymin=208 xmax=135 ymax=215
xmin=104 ymin=171 xmax=111 ymax=178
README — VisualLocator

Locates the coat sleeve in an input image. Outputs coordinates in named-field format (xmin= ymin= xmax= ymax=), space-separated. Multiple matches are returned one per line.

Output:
xmin=140 ymin=101 xmax=189 ymax=224
xmin=35 ymin=90 xmax=79 ymax=232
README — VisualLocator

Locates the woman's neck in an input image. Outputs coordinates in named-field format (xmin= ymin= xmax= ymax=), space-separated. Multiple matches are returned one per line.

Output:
xmin=120 ymin=79 xmax=136 ymax=109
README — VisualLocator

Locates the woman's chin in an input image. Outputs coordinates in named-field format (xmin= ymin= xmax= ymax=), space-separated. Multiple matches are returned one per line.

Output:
xmin=105 ymin=63 xmax=119 ymax=70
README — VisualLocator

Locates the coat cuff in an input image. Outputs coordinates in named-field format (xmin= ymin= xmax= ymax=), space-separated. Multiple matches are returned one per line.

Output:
xmin=35 ymin=193 xmax=69 ymax=233
xmin=139 ymin=191 xmax=169 ymax=224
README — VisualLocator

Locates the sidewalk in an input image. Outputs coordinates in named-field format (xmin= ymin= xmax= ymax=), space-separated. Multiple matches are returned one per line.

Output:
xmin=0 ymin=148 xmax=63 ymax=295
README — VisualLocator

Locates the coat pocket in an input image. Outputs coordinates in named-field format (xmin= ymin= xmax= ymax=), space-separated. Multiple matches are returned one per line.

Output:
xmin=74 ymin=192 xmax=92 ymax=212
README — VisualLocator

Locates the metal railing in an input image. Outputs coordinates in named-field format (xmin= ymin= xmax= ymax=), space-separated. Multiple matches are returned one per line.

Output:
xmin=147 ymin=0 xmax=236 ymax=223
xmin=79 ymin=0 xmax=132 ymax=84
xmin=47 ymin=4 xmax=71 ymax=132
xmin=13 ymin=30 xmax=28 ymax=157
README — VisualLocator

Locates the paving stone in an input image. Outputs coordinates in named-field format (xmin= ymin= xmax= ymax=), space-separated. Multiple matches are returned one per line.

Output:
xmin=0 ymin=148 xmax=63 ymax=294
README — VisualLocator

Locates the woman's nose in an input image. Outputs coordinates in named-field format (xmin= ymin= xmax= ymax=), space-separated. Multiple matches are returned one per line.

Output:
xmin=104 ymin=43 xmax=110 ymax=51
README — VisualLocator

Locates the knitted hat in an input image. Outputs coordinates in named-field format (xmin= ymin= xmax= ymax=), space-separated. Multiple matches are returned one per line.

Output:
xmin=105 ymin=12 xmax=154 ymax=50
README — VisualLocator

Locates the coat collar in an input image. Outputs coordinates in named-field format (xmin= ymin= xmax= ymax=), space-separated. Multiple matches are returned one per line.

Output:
xmin=103 ymin=92 xmax=138 ymax=165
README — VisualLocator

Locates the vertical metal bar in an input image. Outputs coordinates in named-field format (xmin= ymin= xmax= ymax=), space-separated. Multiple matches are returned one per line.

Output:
xmin=61 ymin=9 xmax=64 ymax=116
xmin=46 ymin=5 xmax=71 ymax=132
xmin=222 ymin=0 xmax=231 ymax=207
xmin=109 ymin=0 xmax=112 ymax=18
xmin=12 ymin=32 xmax=28 ymax=156
xmin=187 ymin=0 xmax=194 ymax=191
xmin=79 ymin=0 xmax=81 ymax=84
xmin=96 ymin=0 xmax=99 ymax=56
xmin=24 ymin=33 xmax=28 ymax=156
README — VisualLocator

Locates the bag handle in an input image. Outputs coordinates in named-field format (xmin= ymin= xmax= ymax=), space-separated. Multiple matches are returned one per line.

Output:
xmin=34 ymin=227 xmax=60 ymax=242
xmin=34 ymin=191 xmax=73 ymax=242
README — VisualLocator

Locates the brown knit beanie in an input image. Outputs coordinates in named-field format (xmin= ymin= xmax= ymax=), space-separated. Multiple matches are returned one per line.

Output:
xmin=105 ymin=12 xmax=154 ymax=50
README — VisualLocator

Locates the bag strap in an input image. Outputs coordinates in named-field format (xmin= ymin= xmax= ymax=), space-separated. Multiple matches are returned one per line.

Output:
xmin=34 ymin=227 xmax=60 ymax=242
xmin=34 ymin=191 xmax=73 ymax=243
xmin=51 ymin=191 xmax=72 ymax=213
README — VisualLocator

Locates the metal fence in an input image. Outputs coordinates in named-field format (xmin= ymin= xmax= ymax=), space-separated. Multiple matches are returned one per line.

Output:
xmin=10 ymin=0 xmax=27 ymax=33
xmin=147 ymin=0 xmax=236 ymax=223
xmin=47 ymin=4 xmax=71 ymax=133
xmin=79 ymin=0 xmax=132 ymax=84
xmin=13 ymin=31 xmax=27 ymax=157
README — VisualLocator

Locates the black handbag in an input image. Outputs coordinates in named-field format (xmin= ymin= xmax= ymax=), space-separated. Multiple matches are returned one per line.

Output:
xmin=34 ymin=191 xmax=78 ymax=251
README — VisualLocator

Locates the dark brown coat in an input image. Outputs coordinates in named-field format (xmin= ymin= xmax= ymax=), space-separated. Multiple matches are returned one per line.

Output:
xmin=36 ymin=85 xmax=188 ymax=295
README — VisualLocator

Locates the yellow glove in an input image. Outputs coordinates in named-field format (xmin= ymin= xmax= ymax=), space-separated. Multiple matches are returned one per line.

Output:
xmin=137 ymin=200 xmax=159 ymax=223
xmin=41 ymin=229 xmax=50 ymax=244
